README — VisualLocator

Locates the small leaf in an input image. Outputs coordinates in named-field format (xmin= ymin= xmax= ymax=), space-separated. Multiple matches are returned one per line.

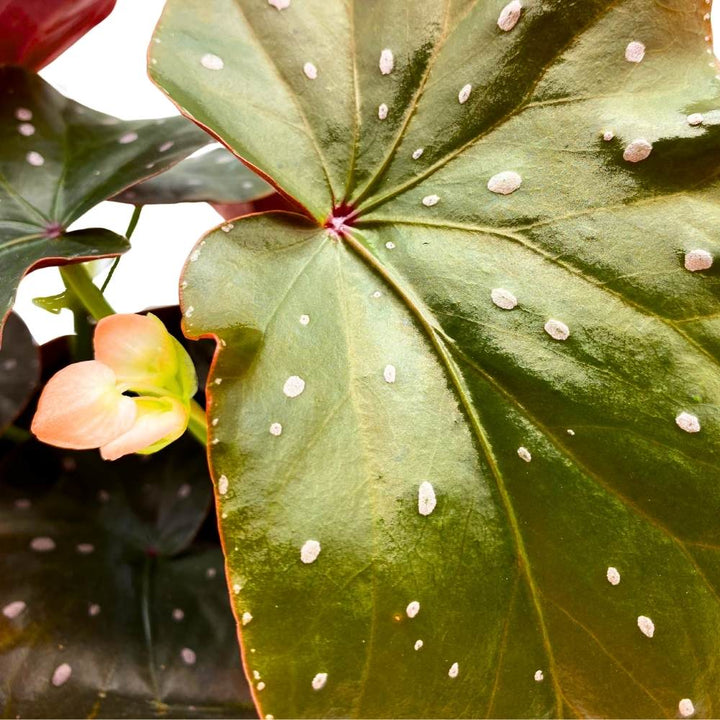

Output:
xmin=1 ymin=227 xmax=129 ymax=337
xmin=0 ymin=314 xmax=39 ymax=432
xmin=32 ymin=290 xmax=73 ymax=315
xmin=154 ymin=0 xmax=720 ymax=717
xmin=0 ymin=439 xmax=254 ymax=717
xmin=0 ymin=0 xmax=116 ymax=71
xmin=115 ymin=147 xmax=272 ymax=205
xmin=0 ymin=67 xmax=212 ymax=337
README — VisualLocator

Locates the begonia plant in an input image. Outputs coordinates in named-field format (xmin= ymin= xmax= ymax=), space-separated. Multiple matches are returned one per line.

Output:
xmin=2 ymin=0 xmax=720 ymax=718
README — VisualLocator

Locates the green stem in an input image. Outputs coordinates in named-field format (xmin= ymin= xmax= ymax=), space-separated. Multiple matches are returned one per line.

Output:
xmin=99 ymin=257 xmax=121 ymax=294
xmin=187 ymin=400 xmax=208 ymax=446
xmin=60 ymin=264 xmax=114 ymax=321
xmin=125 ymin=204 xmax=143 ymax=240
xmin=101 ymin=205 xmax=143 ymax=293
xmin=72 ymin=302 xmax=94 ymax=361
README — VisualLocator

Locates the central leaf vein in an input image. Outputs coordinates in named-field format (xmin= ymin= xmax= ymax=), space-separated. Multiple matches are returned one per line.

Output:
xmin=343 ymin=229 xmax=565 ymax=716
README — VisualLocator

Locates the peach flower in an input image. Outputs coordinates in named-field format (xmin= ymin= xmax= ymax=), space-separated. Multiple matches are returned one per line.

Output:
xmin=32 ymin=313 xmax=197 ymax=460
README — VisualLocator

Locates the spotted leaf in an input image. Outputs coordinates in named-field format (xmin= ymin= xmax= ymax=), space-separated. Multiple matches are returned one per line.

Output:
xmin=115 ymin=147 xmax=272 ymax=206
xmin=153 ymin=0 xmax=720 ymax=717
xmin=0 ymin=67 xmax=212 ymax=337
xmin=0 ymin=314 xmax=39 ymax=433
xmin=0 ymin=438 xmax=254 ymax=718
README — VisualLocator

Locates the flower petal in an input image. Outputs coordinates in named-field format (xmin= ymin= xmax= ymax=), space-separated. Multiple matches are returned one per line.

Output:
xmin=100 ymin=396 xmax=189 ymax=461
xmin=94 ymin=313 xmax=197 ymax=398
xmin=94 ymin=313 xmax=172 ymax=387
xmin=31 ymin=361 xmax=136 ymax=449
xmin=171 ymin=334 xmax=199 ymax=399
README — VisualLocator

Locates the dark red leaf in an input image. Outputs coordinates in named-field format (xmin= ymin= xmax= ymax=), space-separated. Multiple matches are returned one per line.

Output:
xmin=0 ymin=0 xmax=116 ymax=71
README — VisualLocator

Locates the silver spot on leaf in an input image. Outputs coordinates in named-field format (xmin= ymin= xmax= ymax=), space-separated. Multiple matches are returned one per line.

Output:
xmin=623 ymin=138 xmax=652 ymax=163
xmin=379 ymin=48 xmax=394 ymax=75
xmin=118 ymin=132 xmax=138 ymax=144
xmin=517 ymin=447 xmax=532 ymax=463
xmin=218 ymin=475 xmax=229 ymax=495
xmin=26 ymin=151 xmax=44 ymax=167
xmin=201 ymin=53 xmax=224 ymax=70
xmin=675 ymin=412 xmax=700 ymax=433
xmin=488 ymin=170 xmax=522 ymax=195
xmin=637 ymin=615 xmax=655 ymax=638
xmin=312 ymin=673 xmax=328 ymax=690
xmin=625 ymin=41 xmax=645 ymax=63
xmin=30 ymin=536 xmax=55 ymax=552
xmin=497 ymin=0 xmax=522 ymax=31
xmin=52 ymin=663 xmax=72 ymax=687
xmin=283 ymin=375 xmax=305 ymax=398
xmin=544 ymin=319 xmax=570 ymax=341
xmin=458 ymin=83 xmax=472 ymax=104
xmin=301 ymin=539 xmax=321 ymax=564
xmin=684 ymin=249 xmax=713 ymax=272
xmin=181 ymin=647 xmax=197 ymax=665
xmin=418 ymin=481 xmax=437 ymax=516
xmin=491 ymin=288 xmax=517 ymax=310
xmin=2 ymin=601 xmax=26 ymax=619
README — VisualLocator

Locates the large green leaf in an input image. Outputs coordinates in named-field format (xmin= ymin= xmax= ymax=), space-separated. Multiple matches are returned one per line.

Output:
xmin=0 ymin=314 xmax=39 ymax=433
xmin=152 ymin=1 xmax=720 ymax=717
xmin=0 ymin=67 xmax=212 ymax=336
xmin=115 ymin=147 xmax=272 ymax=205
xmin=0 ymin=438 xmax=253 ymax=718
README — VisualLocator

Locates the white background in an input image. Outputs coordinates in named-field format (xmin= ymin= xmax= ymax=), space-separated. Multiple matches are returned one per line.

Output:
xmin=12 ymin=0 xmax=720 ymax=343
xmin=15 ymin=0 xmax=222 ymax=343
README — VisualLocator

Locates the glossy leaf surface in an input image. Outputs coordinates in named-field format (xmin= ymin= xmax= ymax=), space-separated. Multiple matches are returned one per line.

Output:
xmin=0 ymin=313 xmax=39 ymax=432
xmin=115 ymin=147 xmax=272 ymax=205
xmin=153 ymin=0 xmax=720 ymax=717
xmin=0 ymin=68 xmax=211 ymax=335
xmin=0 ymin=0 xmax=115 ymax=70
xmin=0 ymin=438 xmax=253 ymax=718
